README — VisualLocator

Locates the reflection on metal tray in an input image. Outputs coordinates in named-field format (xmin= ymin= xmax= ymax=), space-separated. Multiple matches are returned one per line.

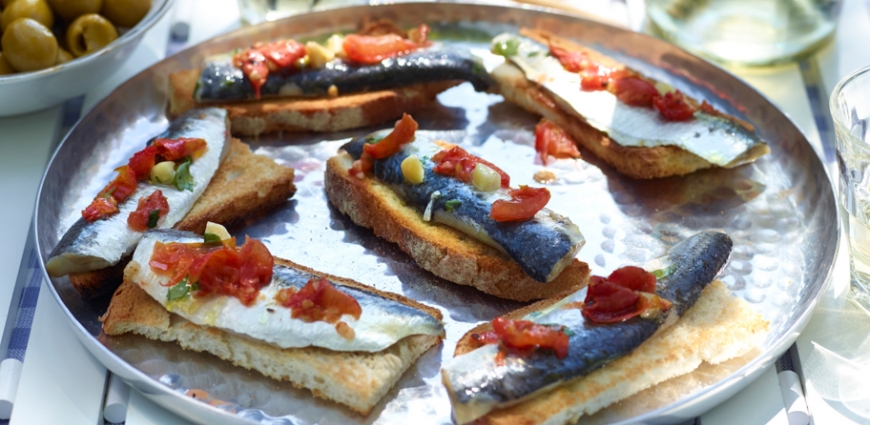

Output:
xmin=33 ymin=3 xmax=837 ymax=424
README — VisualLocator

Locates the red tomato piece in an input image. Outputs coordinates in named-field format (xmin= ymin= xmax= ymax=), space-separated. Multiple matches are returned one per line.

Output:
xmin=342 ymin=33 xmax=419 ymax=64
xmin=153 ymin=137 xmax=208 ymax=161
xmin=471 ymin=330 xmax=501 ymax=345
xmin=432 ymin=146 xmax=511 ymax=188
xmin=233 ymin=48 xmax=269 ymax=99
xmin=610 ymin=76 xmax=659 ymax=107
xmin=239 ymin=236 xmax=274 ymax=290
xmin=362 ymin=113 xmax=418 ymax=159
xmin=581 ymin=266 xmax=667 ymax=323
xmin=607 ymin=265 xmax=656 ymax=293
xmin=534 ymin=119 xmax=580 ymax=165
xmin=149 ymin=236 xmax=271 ymax=306
xmin=348 ymin=153 xmax=373 ymax=177
xmin=699 ymin=100 xmax=717 ymax=115
xmin=257 ymin=39 xmax=306 ymax=69
xmin=652 ymin=90 xmax=696 ymax=121
xmin=549 ymin=45 xmax=588 ymax=73
xmin=82 ymin=197 xmax=119 ymax=222
xmin=105 ymin=165 xmax=139 ymax=202
xmin=490 ymin=186 xmax=550 ymax=222
xmin=581 ymin=276 xmax=641 ymax=323
xmin=407 ymin=24 xmax=431 ymax=46
xmin=492 ymin=317 xmax=569 ymax=359
xmin=280 ymin=277 xmax=362 ymax=323
xmin=581 ymin=70 xmax=608 ymax=91
xmin=127 ymin=190 xmax=170 ymax=232
xmin=128 ymin=146 xmax=158 ymax=180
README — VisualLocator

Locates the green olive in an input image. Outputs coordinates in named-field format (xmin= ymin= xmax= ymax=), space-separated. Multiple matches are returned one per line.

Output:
xmin=47 ymin=0 xmax=103 ymax=21
xmin=0 ymin=0 xmax=54 ymax=34
xmin=66 ymin=13 xmax=117 ymax=57
xmin=1 ymin=18 xmax=58 ymax=72
xmin=100 ymin=0 xmax=149 ymax=28
xmin=55 ymin=47 xmax=73 ymax=64
xmin=0 ymin=52 xmax=16 ymax=75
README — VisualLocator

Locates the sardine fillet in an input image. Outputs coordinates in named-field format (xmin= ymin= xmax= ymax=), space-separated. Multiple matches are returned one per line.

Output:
xmin=447 ymin=281 xmax=768 ymax=425
xmin=491 ymin=29 xmax=769 ymax=179
xmin=324 ymin=152 xmax=590 ymax=302
xmin=169 ymin=69 xmax=458 ymax=137
xmin=101 ymin=258 xmax=444 ymax=415
xmin=69 ymin=139 xmax=296 ymax=299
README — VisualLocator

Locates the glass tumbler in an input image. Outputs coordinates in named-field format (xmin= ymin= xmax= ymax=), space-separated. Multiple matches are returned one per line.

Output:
xmin=832 ymin=65 xmax=870 ymax=313
xmin=237 ymin=0 xmax=315 ymax=25
xmin=646 ymin=0 xmax=841 ymax=66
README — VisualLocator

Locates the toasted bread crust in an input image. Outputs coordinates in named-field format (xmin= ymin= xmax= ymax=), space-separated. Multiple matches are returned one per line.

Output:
xmin=168 ymin=69 xmax=457 ymax=137
xmin=324 ymin=152 xmax=589 ymax=302
xmin=71 ymin=139 xmax=296 ymax=298
xmin=492 ymin=28 xmax=768 ymax=179
xmin=449 ymin=281 xmax=768 ymax=424
xmin=101 ymin=262 xmax=444 ymax=415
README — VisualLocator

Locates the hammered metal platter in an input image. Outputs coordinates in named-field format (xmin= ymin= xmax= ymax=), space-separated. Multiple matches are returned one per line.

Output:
xmin=34 ymin=3 xmax=838 ymax=424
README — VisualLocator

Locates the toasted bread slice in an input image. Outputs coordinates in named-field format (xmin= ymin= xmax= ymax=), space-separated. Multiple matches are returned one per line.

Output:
xmin=324 ymin=152 xmax=589 ymax=302
xmin=101 ymin=257 xmax=444 ymax=415
xmin=448 ymin=281 xmax=768 ymax=424
xmin=492 ymin=29 xmax=769 ymax=179
xmin=168 ymin=69 xmax=458 ymax=137
xmin=70 ymin=138 xmax=296 ymax=298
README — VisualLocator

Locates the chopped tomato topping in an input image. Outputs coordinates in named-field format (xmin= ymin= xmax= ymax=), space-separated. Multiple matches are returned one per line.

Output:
xmin=549 ymin=45 xmax=588 ymax=73
xmin=82 ymin=197 xmax=118 ymax=222
xmin=362 ymin=114 xmax=419 ymax=159
xmin=699 ymin=100 xmax=718 ymax=115
xmin=581 ymin=266 xmax=671 ymax=323
xmin=239 ymin=237 xmax=274 ymax=290
xmin=652 ymin=90 xmax=696 ymax=121
xmin=342 ymin=33 xmax=420 ymax=64
xmin=580 ymin=68 xmax=609 ymax=91
xmin=153 ymin=137 xmax=208 ymax=161
xmin=129 ymin=146 xmax=158 ymax=180
xmin=348 ymin=154 xmax=373 ymax=177
xmin=82 ymin=166 xmax=138 ymax=222
xmin=233 ymin=49 xmax=269 ymax=99
xmin=473 ymin=317 xmax=569 ymax=359
xmin=407 ymin=24 xmax=431 ymax=46
xmin=490 ymin=186 xmax=550 ymax=222
xmin=432 ymin=146 xmax=510 ymax=188
xmin=611 ymin=77 xmax=659 ymax=107
xmin=256 ymin=39 xmax=307 ymax=69
xmin=127 ymin=190 xmax=170 ymax=232
xmin=279 ymin=277 xmax=362 ymax=323
xmin=233 ymin=39 xmax=307 ymax=99
xmin=149 ymin=236 xmax=274 ymax=306
xmin=534 ymin=119 xmax=580 ymax=165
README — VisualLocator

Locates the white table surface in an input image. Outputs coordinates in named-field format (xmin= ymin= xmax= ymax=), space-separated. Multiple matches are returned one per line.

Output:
xmin=0 ymin=0 xmax=865 ymax=423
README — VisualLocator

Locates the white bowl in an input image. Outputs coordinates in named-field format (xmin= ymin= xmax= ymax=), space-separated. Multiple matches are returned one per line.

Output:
xmin=0 ymin=0 xmax=174 ymax=117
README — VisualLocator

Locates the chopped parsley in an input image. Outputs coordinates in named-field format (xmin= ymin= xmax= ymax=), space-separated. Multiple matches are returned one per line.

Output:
xmin=167 ymin=277 xmax=196 ymax=301
xmin=147 ymin=210 xmax=161 ymax=228
xmin=651 ymin=264 xmax=677 ymax=279
xmin=445 ymin=199 xmax=462 ymax=212
xmin=100 ymin=187 xmax=116 ymax=199
xmin=203 ymin=232 xmax=222 ymax=243
xmin=174 ymin=159 xmax=194 ymax=191
xmin=492 ymin=37 xmax=521 ymax=57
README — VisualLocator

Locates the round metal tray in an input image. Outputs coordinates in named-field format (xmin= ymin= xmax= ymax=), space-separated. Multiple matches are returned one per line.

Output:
xmin=34 ymin=3 xmax=838 ymax=424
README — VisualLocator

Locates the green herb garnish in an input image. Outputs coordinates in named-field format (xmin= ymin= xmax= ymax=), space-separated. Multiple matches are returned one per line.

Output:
xmin=445 ymin=199 xmax=462 ymax=212
xmin=167 ymin=277 xmax=192 ymax=301
xmin=651 ymin=264 xmax=677 ymax=279
xmin=528 ymin=51 xmax=540 ymax=57
xmin=147 ymin=210 xmax=161 ymax=228
xmin=492 ymin=37 xmax=521 ymax=57
xmin=562 ymin=327 xmax=575 ymax=337
xmin=203 ymin=233 xmax=222 ymax=243
xmin=174 ymin=159 xmax=194 ymax=191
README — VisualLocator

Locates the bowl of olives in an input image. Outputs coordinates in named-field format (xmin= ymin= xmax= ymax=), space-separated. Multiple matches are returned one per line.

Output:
xmin=0 ymin=0 xmax=173 ymax=116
